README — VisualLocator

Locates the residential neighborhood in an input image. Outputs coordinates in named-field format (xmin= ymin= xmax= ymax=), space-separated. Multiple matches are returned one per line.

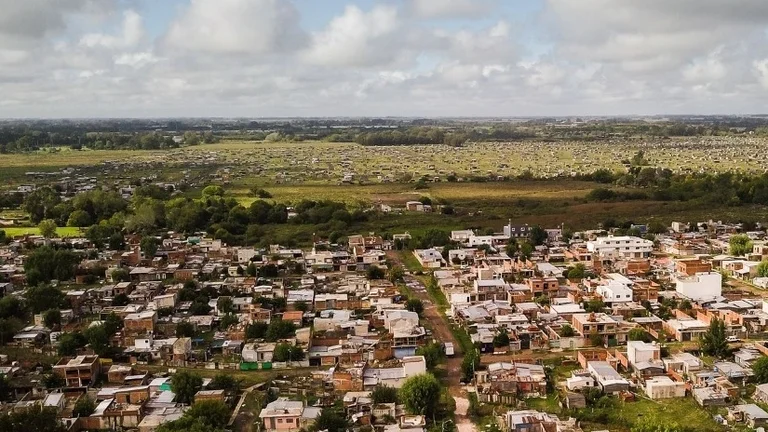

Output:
xmin=3 ymin=215 xmax=768 ymax=432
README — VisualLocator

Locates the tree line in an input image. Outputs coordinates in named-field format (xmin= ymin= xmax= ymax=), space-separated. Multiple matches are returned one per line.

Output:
xmin=0 ymin=130 xmax=217 ymax=153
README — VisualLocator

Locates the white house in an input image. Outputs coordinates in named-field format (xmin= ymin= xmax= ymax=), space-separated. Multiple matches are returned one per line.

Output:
xmin=413 ymin=249 xmax=447 ymax=268
xmin=451 ymin=230 xmax=474 ymax=243
xmin=586 ymin=236 xmax=653 ymax=259
xmin=596 ymin=282 xmax=633 ymax=304
xmin=626 ymin=341 xmax=661 ymax=367
xmin=675 ymin=272 xmax=722 ymax=301
xmin=587 ymin=361 xmax=629 ymax=393
xmin=645 ymin=376 xmax=686 ymax=400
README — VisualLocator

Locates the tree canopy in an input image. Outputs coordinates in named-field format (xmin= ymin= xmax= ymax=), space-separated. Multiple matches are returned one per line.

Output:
xmin=170 ymin=371 xmax=203 ymax=405
xmin=699 ymin=318 xmax=729 ymax=358
xmin=399 ymin=373 xmax=441 ymax=419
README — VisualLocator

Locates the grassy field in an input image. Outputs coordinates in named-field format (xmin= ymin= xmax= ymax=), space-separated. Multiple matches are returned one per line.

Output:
xmin=3 ymin=140 xmax=768 ymax=231
xmin=1 ymin=226 xmax=83 ymax=237
xmin=525 ymin=393 xmax=724 ymax=432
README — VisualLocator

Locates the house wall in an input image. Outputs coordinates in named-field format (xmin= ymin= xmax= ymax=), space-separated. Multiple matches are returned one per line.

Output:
xmin=646 ymin=380 xmax=686 ymax=400
xmin=675 ymin=272 xmax=722 ymax=300
xmin=264 ymin=415 xmax=302 ymax=431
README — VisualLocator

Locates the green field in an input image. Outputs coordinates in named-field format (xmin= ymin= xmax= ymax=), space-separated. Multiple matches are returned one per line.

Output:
xmin=2 ymin=226 xmax=83 ymax=238
xmin=3 ymin=139 xmax=768 ymax=231
xmin=526 ymin=394 xmax=724 ymax=432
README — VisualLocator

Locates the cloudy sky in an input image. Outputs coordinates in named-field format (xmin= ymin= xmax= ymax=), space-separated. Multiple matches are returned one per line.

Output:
xmin=3 ymin=0 xmax=768 ymax=118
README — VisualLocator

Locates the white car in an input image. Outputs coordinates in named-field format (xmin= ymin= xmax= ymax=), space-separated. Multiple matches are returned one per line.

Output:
xmin=726 ymin=336 xmax=741 ymax=343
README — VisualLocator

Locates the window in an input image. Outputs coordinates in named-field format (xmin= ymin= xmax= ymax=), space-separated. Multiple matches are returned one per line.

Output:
xmin=278 ymin=419 xmax=283 ymax=423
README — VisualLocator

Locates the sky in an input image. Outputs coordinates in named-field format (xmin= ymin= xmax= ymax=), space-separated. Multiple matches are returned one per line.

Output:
xmin=2 ymin=0 xmax=768 ymax=118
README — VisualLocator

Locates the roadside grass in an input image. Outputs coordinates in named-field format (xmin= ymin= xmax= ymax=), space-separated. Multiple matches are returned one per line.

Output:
xmin=2 ymin=226 xmax=83 ymax=237
xmin=399 ymin=251 xmax=424 ymax=272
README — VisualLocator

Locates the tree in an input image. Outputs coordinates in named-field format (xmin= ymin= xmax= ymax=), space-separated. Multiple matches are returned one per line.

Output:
xmin=140 ymin=236 xmax=159 ymax=258
xmin=493 ymin=330 xmax=510 ymax=348
xmin=504 ymin=238 xmax=519 ymax=256
xmin=103 ymin=313 xmax=123 ymax=336
xmin=753 ymin=356 xmax=768 ymax=383
xmin=219 ymin=313 xmax=239 ymax=330
xmin=202 ymin=185 xmax=225 ymax=197
xmin=189 ymin=300 xmax=211 ymax=316
xmin=313 ymin=408 xmax=348 ymax=432
xmin=0 ymin=407 xmax=66 ymax=432
xmin=38 ymin=219 xmax=58 ymax=238
xmin=699 ymin=318 xmax=729 ymax=358
xmin=185 ymin=400 xmax=230 ymax=427
xmin=170 ymin=371 xmax=203 ymax=404
xmin=406 ymin=298 xmax=424 ymax=316
xmin=416 ymin=342 xmax=444 ymax=370
xmin=208 ymin=374 xmax=241 ymax=394
xmin=461 ymin=349 xmax=480 ymax=382
xmin=111 ymin=268 xmax=130 ymax=282
xmin=156 ymin=400 xmax=230 ymax=432
xmin=567 ymin=263 xmax=587 ymax=279
xmin=246 ymin=321 xmax=269 ymax=339
xmin=528 ymin=226 xmax=548 ymax=246
xmin=217 ymin=297 xmax=234 ymax=314
xmin=67 ymin=210 xmax=92 ymax=227
xmin=729 ymin=234 xmax=753 ymax=256
xmin=585 ymin=298 xmax=605 ymax=313
xmin=628 ymin=328 xmax=649 ymax=342
xmin=399 ymin=373 xmax=441 ymax=418
xmin=758 ymin=261 xmax=768 ymax=278
xmin=176 ymin=321 xmax=196 ymax=338
xmin=23 ymin=187 xmax=61 ymax=224
xmin=273 ymin=343 xmax=304 ymax=362
xmin=589 ymin=331 xmax=604 ymax=347
xmin=294 ymin=300 xmax=309 ymax=312
xmin=388 ymin=265 xmax=405 ymax=283
xmin=647 ymin=220 xmax=667 ymax=234
xmin=112 ymin=293 xmax=130 ymax=306
xmin=83 ymin=325 xmax=111 ymax=356
xmin=0 ymin=374 xmax=10 ymax=402
xmin=371 ymin=385 xmax=399 ymax=404
xmin=25 ymin=284 xmax=66 ymax=313
xmin=560 ymin=324 xmax=575 ymax=337
xmin=73 ymin=396 xmax=96 ymax=417
xmin=43 ymin=309 xmax=61 ymax=330
xmin=57 ymin=331 xmax=87 ymax=356
xmin=265 ymin=319 xmax=296 ymax=341
xmin=24 ymin=247 xmax=81 ymax=285
xmin=43 ymin=373 xmax=65 ymax=389
xmin=366 ymin=266 xmax=385 ymax=280
xmin=679 ymin=299 xmax=693 ymax=312
xmin=519 ymin=241 xmax=534 ymax=260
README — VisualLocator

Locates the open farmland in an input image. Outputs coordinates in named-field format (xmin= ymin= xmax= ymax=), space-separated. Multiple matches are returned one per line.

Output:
xmin=3 ymin=136 xmax=768 ymax=187
xmin=4 ymin=137 xmax=768 ymax=231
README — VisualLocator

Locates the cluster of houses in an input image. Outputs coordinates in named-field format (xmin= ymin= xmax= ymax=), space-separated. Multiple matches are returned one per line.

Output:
xmin=0 ymin=230 xmax=439 ymax=431
xmin=4 ymin=217 xmax=768 ymax=431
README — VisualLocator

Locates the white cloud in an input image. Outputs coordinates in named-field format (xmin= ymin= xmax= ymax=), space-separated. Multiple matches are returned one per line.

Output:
xmin=682 ymin=51 xmax=727 ymax=83
xmin=164 ymin=0 xmax=306 ymax=55
xmin=2 ymin=0 xmax=768 ymax=117
xmin=304 ymin=5 xmax=401 ymax=67
xmin=114 ymin=52 xmax=158 ymax=69
xmin=408 ymin=0 xmax=498 ymax=19
xmin=754 ymin=60 xmax=768 ymax=89
xmin=79 ymin=10 xmax=143 ymax=49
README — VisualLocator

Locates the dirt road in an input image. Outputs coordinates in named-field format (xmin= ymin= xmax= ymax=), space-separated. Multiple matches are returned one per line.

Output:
xmin=397 ymin=269 xmax=477 ymax=432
